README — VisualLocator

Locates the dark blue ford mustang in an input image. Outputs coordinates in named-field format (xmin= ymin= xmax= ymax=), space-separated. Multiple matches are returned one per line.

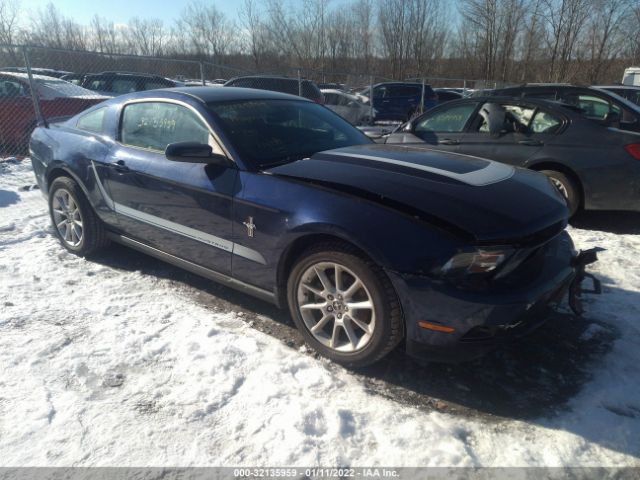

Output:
xmin=29 ymin=87 xmax=598 ymax=366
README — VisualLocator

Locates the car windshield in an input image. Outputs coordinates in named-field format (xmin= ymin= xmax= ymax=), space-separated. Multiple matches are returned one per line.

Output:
xmin=207 ymin=99 xmax=371 ymax=169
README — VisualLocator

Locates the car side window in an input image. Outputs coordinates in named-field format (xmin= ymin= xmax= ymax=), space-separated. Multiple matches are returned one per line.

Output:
xmin=88 ymin=79 xmax=108 ymax=91
xmin=530 ymin=110 xmax=562 ymax=134
xmin=503 ymin=105 xmax=536 ymax=133
xmin=0 ymin=79 xmax=28 ymax=97
xmin=77 ymin=107 xmax=107 ymax=134
xmin=474 ymin=103 xmax=535 ymax=134
xmin=415 ymin=103 xmax=477 ymax=133
xmin=112 ymin=79 xmax=139 ymax=94
xmin=120 ymin=102 xmax=216 ymax=153
xmin=324 ymin=93 xmax=338 ymax=105
xmin=565 ymin=94 xmax=616 ymax=120
xmin=145 ymin=80 xmax=171 ymax=90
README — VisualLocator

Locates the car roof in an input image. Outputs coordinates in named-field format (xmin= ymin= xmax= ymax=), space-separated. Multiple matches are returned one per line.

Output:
xmin=321 ymin=88 xmax=359 ymax=99
xmin=373 ymin=81 xmax=430 ymax=87
xmin=227 ymin=75 xmax=313 ymax=83
xmin=0 ymin=71 xmax=63 ymax=82
xmin=113 ymin=86 xmax=313 ymax=104
xmin=86 ymin=72 xmax=170 ymax=79
xmin=447 ymin=95 xmax=583 ymax=114
xmin=595 ymin=85 xmax=640 ymax=90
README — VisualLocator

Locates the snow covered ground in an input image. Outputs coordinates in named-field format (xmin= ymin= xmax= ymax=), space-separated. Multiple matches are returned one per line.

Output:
xmin=1 ymin=158 xmax=639 ymax=467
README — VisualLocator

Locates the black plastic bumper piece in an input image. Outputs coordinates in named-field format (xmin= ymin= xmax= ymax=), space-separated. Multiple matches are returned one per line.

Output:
xmin=568 ymin=247 xmax=604 ymax=315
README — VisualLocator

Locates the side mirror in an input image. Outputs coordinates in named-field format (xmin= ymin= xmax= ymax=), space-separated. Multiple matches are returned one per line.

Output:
xmin=165 ymin=142 xmax=228 ymax=165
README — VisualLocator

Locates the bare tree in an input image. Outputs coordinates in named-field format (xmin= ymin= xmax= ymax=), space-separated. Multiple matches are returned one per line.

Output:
xmin=541 ymin=0 xmax=592 ymax=82
xmin=28 ymin=3 xmax=87 ymax=50
xmin=178 ymin=1 xmax=234 ymax=62
xmin=89 ymin=16 xmax=125 ymax=54
xmin=125 ymin=17 xmax=166 ymax=56
xmin=0 ymin=0 xmax=20 ymax=45
xmin=579 ymin=0 xmax=632 ymax=83
xmin=239 ymin=0 xmax=269 ymax=70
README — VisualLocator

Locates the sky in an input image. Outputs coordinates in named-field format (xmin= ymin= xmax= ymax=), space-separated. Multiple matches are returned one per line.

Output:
xmin=18 ymin=0 xmax=243 ymax=25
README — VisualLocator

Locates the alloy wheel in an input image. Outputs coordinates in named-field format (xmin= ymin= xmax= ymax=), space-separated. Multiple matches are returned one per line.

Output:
xmin=296 ymin=261 xmax=376 ymax=353
xmin=52 ymin=188 xmax=84 ymax=247
xmin=549 ymin=176 xmax=569 ymax=199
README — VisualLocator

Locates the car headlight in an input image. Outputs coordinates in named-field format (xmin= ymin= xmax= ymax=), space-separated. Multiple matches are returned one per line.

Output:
xmin=440 ymin=247 xmax=515 ymax=277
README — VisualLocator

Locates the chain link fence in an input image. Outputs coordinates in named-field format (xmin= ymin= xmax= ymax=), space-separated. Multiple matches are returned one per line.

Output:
xmin=0 ymin=44 xmax=498 ymax=157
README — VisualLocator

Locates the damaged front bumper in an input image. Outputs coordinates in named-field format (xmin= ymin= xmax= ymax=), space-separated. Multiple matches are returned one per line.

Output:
xmin=387 ymin=233 xmax=603 ymax=363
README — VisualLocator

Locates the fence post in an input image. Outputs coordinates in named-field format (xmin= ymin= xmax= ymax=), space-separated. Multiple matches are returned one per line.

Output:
xmin=369 ymin=75 xmax=374 ymax=125
xmin=199 ymin=62 xmax=206 ymax=86
xmin=420 ymin=78 xmax=426 ymax=115
xmin=297 ymin=68 xmax=302 ymax=97
xmin=22 ymin=46 xmax=47 ymax=129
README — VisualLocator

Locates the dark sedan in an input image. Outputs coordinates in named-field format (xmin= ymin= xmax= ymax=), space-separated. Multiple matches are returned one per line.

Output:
xmin=484 ymin=84 xmax=640 ymax=132
xmin=30 ymin=88 xmax=597 ymax=366
xmin=385 ymin=96 xmax=640 ymax=216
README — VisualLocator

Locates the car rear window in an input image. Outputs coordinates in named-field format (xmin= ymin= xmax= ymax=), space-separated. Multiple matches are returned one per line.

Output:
xmin=77 ymin=107 xmax=107 ymax=133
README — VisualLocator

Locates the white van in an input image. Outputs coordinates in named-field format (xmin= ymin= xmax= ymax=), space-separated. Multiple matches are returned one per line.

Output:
xmin=622 ymin=67 xmax=640 ymax=86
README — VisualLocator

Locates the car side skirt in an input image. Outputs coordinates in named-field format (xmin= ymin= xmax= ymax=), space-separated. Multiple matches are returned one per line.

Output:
xmin=108 ymin=233 xmax=277 ymax=305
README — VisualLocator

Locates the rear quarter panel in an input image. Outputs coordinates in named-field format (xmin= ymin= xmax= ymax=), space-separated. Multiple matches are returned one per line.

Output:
xmin=526 ymin=122 xmax=640 ymax=210
xmin=30 ymin=124 xmax=117 ymax=225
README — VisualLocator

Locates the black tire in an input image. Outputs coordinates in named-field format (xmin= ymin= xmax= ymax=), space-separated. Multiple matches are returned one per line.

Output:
xmin=48 ymin=176 xmax=109 ymax=256
xmin=287 ymin=242 xmax=403 ymax=367
xmin=540 ymin=170 xmax=580 ymax=217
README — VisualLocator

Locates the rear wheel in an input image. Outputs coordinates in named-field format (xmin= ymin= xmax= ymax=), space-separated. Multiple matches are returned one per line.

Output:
xmin=540 ymin=170 xmax=580 ymax=217
xmin=48 ymin=176 xmax=109 ymax=256
xmin=287 ymin=243 xmax=403 ymax=367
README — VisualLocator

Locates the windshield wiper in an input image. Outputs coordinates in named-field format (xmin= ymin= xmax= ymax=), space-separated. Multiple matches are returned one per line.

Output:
xmin=263 ymin=152 xmax=316 ymax=168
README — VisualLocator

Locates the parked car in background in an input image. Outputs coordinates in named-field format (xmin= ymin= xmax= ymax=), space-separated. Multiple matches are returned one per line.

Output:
xmin=595 ymin=85 xmax=640 ymax=106
xmin=322 ymin=89 xmax=373 ymax=125
xmin=80 ymin=72 xmax=183 ymax=96
xmin=486 ymin=84 xmax=640 ymax=132
xmin=434 ymin=88 xmax=463 ymax=103
xmin=622 ymin=67 xmax=640 ymax=86
xmin=385 ymin=96 xmax=640 ymax=216
xmin=356 ymin=82 xmax=438 ymax=122
xmin=0 ymin=72 xmax=106 ymax=155
xmin=224 ymin=75 xmax=324 ymax=103
xmin=1 ymin=67 xmax=72 ymax=78
xmin=60 ymin=73 xmax=86 ymax=85
xmin=29 ymin=87 xmax=595 ymax=366
xmin=318 ymin=82 xmax=344 ymax=90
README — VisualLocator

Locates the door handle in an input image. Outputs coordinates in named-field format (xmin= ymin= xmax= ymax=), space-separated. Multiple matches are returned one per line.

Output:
xmin=438 ymin=138 xmax=459 ymax=145
xmin=518 ymin=139 xmax=543 ymax=146
xmin=109 ymin=160 xmax=130 ymax=173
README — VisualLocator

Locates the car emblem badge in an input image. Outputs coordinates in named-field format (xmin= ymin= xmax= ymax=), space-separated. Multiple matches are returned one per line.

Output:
xmin=243 ymin=216 xmax=256 ymax=238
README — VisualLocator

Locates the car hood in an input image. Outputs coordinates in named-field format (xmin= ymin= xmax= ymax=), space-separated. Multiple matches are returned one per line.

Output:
xmin=266 ymin=144 xmax=568 ymax=243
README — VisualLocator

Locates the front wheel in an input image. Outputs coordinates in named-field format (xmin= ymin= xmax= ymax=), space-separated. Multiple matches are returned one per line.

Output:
xmin=287 ymin=243 xmax=403 ymax=367
xmin=48 ymin=176 xmax=109 ymax=256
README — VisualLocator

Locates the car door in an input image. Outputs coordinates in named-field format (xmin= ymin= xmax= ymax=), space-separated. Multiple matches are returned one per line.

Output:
xmin=386 ymin=101 xmax=479 ymax=151
xmin=455 ymin=101 xmax=562 ymax=165
xmin=104 ymin=99 xmax=236 ymax=275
